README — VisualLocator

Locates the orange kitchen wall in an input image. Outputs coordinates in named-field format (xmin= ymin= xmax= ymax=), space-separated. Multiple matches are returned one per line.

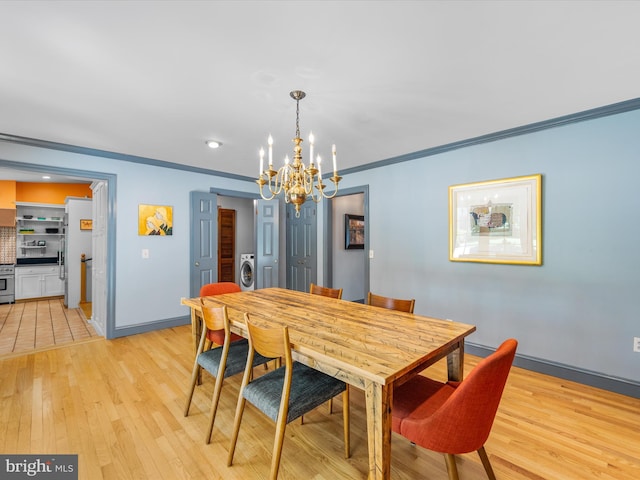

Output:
xmin=16 ymin=183 xmax=92 ymax=205
xmin=0 ymin=180 xmax=17 ymax=208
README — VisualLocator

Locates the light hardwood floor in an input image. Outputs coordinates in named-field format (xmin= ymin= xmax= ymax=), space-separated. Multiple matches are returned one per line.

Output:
xmin=0 ymin=298 xmax=98 ymax=358
xmin=0 ymin=324 xmax=638 ymax=480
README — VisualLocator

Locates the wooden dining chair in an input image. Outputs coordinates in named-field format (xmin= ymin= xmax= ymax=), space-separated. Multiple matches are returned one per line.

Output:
xmin=184 ymin=301 xmax=273 ymax=444
xmin=309 ymin=282 xmax=344 ymax=414
xmin=309 ymin=282 xmax=343 ymax=299
xmin=227 ymin=314 xmax=350 ymax=480
xmin=392 ymin=339 xmax=518 ymax=480
xmin=367 ymin=291 xmax=415 ymax=313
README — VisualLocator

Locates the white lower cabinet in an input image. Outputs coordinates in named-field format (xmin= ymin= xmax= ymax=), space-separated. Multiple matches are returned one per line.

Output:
xmin=15 ymin=266 xmax=64 ymax=300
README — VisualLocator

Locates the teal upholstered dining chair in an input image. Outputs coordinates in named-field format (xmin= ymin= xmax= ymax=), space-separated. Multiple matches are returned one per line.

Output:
xmin=227 ymin=313 xmax=350 ymax=480
xmin=184 ymin=300 xmax=272 ymax=444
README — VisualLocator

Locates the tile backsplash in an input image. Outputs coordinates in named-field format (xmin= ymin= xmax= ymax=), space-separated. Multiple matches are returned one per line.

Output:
xmin=0 ymin=227 xmax=16 ymax=264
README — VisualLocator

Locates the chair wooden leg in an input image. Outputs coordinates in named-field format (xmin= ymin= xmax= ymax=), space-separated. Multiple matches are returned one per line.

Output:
xmin=342 ymin=386 xmax=350 ymax=458
xmin=196 ymin=339 xmax=212 ymax=385
xmin=269 ymin=411 xmax=288 ymax=480
xmin=329 ymin=397 xmax=334 ymax=414
xmin=444 ymin=454 xmax=459 ymax=480
xmin=477 ymin=446 xmax=497 ymax=480
xmin=184 ymin=363 xmax=201 ymax=416
xmin=205 ymin=375 xmax=225 ymax=444
xmin=227 ymin=396 xmax=247 ymax=467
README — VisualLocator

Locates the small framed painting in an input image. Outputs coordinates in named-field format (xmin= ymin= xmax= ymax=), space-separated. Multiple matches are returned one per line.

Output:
xmin=449 ymin=174 xmax=542 ymax=265
xmin=80 ymin=219 xmax=93 ymax=231
xmin=345 ymin=214 xmax=365 ymax=250
xmin=138 ymin=204 xmax=173 ymax=236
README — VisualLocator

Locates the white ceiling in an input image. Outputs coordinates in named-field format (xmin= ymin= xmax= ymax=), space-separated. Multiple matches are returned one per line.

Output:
xmin=1 ymin=1 xmax=639 ymax=183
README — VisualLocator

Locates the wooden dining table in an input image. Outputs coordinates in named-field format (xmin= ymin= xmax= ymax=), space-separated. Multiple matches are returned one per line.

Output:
xmin=181 ymin=287 xmax=476 ymax=480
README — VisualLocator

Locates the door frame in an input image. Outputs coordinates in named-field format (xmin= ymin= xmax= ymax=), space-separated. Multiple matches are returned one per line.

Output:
xmin=0 ymin=160 xmax=117 ymax=338
xmin=209 ymin=188 xmax=262 ymax=281
xmin=323 ymin=185 xmax=370 ymax=298
xmin=209 ymin=188 xmax=261 ymax=202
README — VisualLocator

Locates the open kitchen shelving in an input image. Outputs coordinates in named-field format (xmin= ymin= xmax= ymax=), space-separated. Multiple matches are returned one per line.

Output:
xmin=15 ymin=203 xmax=64 ymax=261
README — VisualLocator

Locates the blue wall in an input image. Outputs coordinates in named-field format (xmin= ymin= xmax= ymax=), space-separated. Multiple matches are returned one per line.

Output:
xmin=1 ymin=105 xmax=638 ymax=394
xmin=0 ymin=142 xmax=256 ymax=336
xmin=339 ymin=108 xmax=640 ymax=388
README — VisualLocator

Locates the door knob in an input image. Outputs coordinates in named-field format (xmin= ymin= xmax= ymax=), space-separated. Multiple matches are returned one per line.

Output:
xmin=195 ymin=262 xmax=200 ymax=266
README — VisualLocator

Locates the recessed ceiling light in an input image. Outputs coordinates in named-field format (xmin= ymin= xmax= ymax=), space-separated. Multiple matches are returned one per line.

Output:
xmin=206 ymin=140 xmax=222 ymax=149
xmin=42 ymin=175 xmax=51 ymax=180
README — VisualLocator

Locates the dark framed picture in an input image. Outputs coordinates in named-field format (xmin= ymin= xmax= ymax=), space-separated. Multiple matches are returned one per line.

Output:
xmin=345 ymin=214 xmax=365 ymax=249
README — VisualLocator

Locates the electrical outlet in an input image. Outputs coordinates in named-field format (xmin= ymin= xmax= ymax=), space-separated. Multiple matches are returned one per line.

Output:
xmin=142 ymin=249 xmax=149 ymax=259
xmin=634 ymin=337 xmax=640 ymax=353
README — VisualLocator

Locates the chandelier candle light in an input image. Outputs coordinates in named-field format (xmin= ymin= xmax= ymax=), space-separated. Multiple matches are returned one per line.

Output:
xmin=257 ymin=90 xmax=341 ymax=216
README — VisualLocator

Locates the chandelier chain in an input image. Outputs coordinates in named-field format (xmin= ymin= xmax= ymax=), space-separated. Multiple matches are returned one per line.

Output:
xmin=295 ymin=97 xmax=301 ymax=139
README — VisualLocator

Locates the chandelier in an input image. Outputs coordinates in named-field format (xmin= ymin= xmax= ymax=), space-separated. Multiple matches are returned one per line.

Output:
xmin=257 ymin=90 xmax=341 ymax=216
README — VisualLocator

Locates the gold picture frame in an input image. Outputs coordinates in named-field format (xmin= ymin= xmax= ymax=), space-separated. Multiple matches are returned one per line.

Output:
xmin=80 ymin=219 xmax=93 ymax=231
xmin=449 ymin=174 xmax=542 ymax=265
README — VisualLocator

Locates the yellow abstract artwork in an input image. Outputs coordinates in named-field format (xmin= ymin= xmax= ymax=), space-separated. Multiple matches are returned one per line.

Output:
xmin=138 ymin=204 xmax=173 ymax=236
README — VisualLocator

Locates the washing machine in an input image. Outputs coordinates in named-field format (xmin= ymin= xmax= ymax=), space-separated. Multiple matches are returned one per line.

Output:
xmin=240 ymin=253 xmax=255 ymax=291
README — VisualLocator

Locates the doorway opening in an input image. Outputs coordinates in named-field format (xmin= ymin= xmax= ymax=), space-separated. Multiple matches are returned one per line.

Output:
xmin=216 ymin=195 xmax=255 ymax=286
xmin=0 ymin=160 xmax=115 ymax=338
xmin=325 ymin=186 xmax=370 ymax=302
xmin=190 ymin=189 xmax=261 ymax=298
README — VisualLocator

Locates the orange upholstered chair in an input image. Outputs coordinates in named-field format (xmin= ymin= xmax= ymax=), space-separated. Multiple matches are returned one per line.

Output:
xmin=200 ymin=282 xmax=244 ymax=345
xmin=392 ymin=339 xmax=518 ymax=480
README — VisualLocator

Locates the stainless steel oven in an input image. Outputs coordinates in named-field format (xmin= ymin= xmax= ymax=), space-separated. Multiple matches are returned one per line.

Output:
xmin=0 ymin=264 xmax=15 ymax=304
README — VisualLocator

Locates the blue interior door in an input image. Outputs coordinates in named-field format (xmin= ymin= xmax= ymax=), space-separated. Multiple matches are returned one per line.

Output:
xmin=190 ymin=191 xmax=217 ymax=297
xmin=286 ymin=202 xmax=317 ymax=292
xmin=255 ymin=199 xmax=279 ymax=289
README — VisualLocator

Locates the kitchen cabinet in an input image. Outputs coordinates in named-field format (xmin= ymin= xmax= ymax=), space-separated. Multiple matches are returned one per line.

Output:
xmin=15 ymin=265 xmax=64 ymax=299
